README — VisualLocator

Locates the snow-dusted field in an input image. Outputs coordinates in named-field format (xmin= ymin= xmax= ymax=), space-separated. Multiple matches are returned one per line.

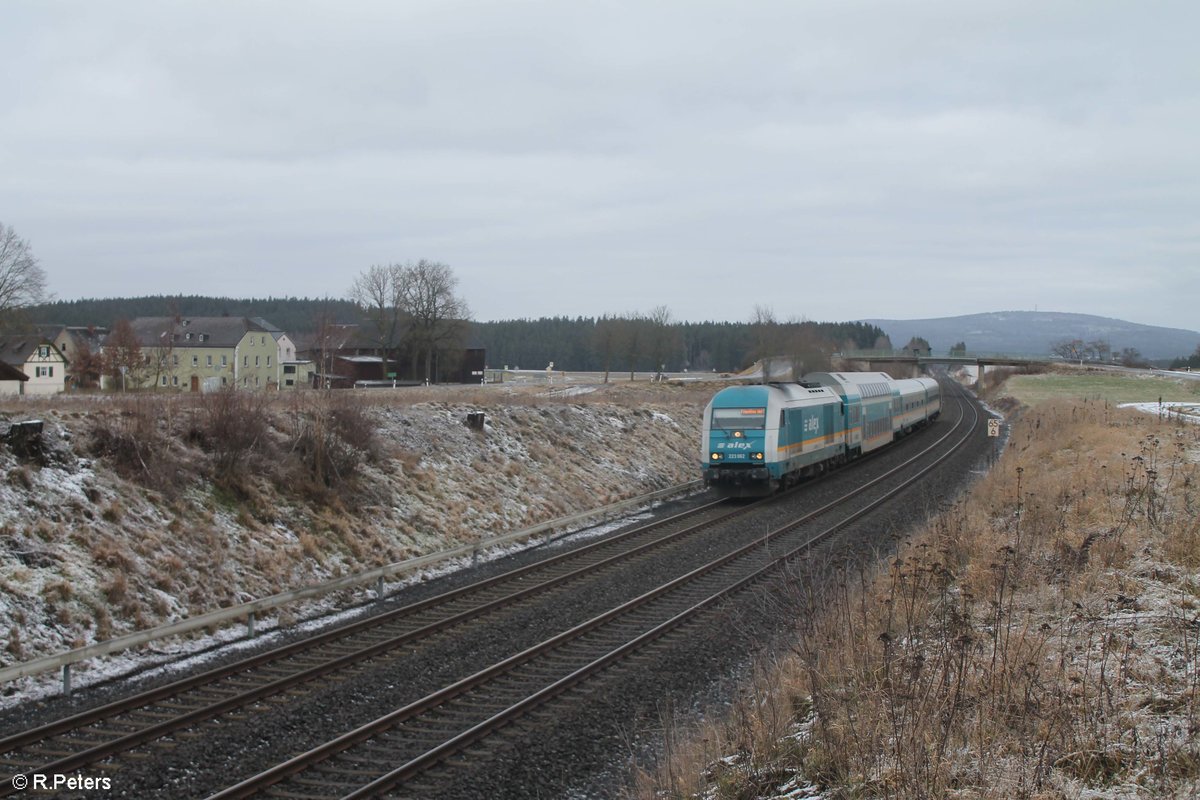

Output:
xmin=0 ymin=384 xmax=711 ymax=701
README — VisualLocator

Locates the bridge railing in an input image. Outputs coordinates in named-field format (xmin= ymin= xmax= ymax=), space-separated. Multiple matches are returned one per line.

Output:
xmin=834 ymin=350 xmax=1053 ymax=363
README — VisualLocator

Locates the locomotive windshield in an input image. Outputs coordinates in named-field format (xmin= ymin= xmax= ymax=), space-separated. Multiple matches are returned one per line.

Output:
xmin=711 ymin=407 xmax=766 ymax=430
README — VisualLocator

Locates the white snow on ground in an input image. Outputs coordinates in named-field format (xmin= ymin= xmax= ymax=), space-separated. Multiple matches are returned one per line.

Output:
xmin=0 ymin=387 xmax=710 ymax=707
xmin=1120 ymin=401 xmax=1200 ymax=422
xmin=0 ymin=495 xmax=673 ymax=709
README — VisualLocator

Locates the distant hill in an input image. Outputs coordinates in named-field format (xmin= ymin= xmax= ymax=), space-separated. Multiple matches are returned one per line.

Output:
xmin=860 ymin=311 xmax=1200 ymax=361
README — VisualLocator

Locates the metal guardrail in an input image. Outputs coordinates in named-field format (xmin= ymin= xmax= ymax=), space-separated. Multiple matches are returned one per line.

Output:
xmin=0 ymin=480 xmax=704 ymax=694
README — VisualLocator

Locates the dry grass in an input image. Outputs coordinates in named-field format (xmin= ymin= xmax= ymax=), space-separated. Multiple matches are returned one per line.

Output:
xmin=0 ymin=383 xmax=707 ymax=669
xmin=632 ymin=396 xmax=1200 ymax=799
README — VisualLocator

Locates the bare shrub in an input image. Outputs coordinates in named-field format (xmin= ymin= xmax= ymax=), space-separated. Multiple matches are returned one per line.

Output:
xmin=287 ymin=391 xmax=378 ymax=493
xmin=88 ymin=395 xmax=185 ymax=494
xmin=7 ymin=466 xmax=32 ymax=490
xmin=101 ymin=501 xmax=123 ymax=523
xmin=103 ymin=571 xmax=128 ymax=603
xmin=6 ymin=626 xmax=21 ymax=659
xmin=194 ymin=388 xmax=272 ymax=491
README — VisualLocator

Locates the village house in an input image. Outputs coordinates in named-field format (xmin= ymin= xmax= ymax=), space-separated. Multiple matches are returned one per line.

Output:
xmin=295 ymin=324 xmax=484 ymax=388
xmin=0 ymin=360 xmax=30 ymax=395
xmin=37 ymin=324 xmax=108 ymax=389
xmin=104 ymin=316 xmax=313 ymax=391
xmin=0 ymin=336 xmax=68 ymax=395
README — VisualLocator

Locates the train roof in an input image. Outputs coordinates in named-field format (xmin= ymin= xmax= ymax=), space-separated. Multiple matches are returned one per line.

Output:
xmin=707 ymin=382 xmax=839 ymax=408
xmin=803 ymin=371 xmax=897 ymax=399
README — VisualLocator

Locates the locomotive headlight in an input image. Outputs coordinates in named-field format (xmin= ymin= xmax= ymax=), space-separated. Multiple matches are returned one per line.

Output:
xmin=753 ymin=452 xmax=764 ymax=460
xmin=711 ymin=452 xmax=722 ymax=461
xmin=733 ymin=431 xmax=744 ymax=438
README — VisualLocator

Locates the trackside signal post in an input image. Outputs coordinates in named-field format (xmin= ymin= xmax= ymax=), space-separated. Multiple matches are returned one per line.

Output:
xmin=988 ymin=418 xmax=1002 ymax=465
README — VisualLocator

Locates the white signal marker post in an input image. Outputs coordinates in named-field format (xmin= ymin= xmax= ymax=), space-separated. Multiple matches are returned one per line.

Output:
xmin=987 ymin=418 xmax=1002 ymax=466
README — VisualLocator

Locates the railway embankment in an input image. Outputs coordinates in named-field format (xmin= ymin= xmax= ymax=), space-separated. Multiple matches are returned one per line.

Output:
xmin=632 ymin=371 xmax=1200 ymax=799
xmin=0 ymin=383 xmax=709 ymax=698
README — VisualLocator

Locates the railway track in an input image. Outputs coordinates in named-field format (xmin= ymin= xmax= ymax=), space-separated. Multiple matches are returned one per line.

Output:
xmin=0 ymin=381 xmax=982 ymax=798
xmin=206 ymin=382 xmax=982 ymax=798
xmin=0 ymin=480 xmax=782 ymax=795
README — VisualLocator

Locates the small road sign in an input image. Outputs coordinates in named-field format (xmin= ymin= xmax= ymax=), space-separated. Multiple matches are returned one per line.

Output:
xmin=987 ymin=419 xmax=1001 ymax=437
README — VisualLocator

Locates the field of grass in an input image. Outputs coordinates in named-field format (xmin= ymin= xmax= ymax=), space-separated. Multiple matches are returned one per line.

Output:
xmin=1001 ymin=369 xmax=1200 ymax=407
xmin=632 ymin=375 xmax=1200 ymax=799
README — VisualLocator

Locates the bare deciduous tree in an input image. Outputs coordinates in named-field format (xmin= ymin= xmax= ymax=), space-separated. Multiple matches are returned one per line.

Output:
xmin=398 ymin=260 xmax=469 ymax=384
xmin=1051 ymin=338 xmax=1086 ymax=363
xmin=615 ymin=312 xmax=647 ymax=381
xmin=646 ymin=305 xmax=679 ymax=381
xmin=0 ymin=222 xmax=49 ymax=327
xmin=104 ymin=319 xmax=145 ymax=389
xmin=311 ymin=302 xmax=347 ymax=389
xmin=349 ymin=264 xmax=407 ymax=378
xmin=1088 ymin=339 xmax=1112 ymax=363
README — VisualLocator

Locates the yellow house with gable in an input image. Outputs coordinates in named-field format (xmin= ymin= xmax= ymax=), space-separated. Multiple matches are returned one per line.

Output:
xmin=107 ymin=316 xmax=311 ymax=391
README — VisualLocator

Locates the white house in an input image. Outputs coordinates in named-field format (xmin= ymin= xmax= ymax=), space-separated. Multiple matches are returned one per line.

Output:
xmin=0 ymin=360 xmax=30 ymax=395
xmin=0 ymin=336 xmax=68 ymax=395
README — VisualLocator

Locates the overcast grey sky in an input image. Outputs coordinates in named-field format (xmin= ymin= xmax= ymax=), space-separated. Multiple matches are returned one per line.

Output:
xmin=2 ymin=1 xmax=1197 ymax=328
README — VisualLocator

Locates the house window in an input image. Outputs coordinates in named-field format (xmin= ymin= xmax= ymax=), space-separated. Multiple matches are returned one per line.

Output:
xmin=221 ymin=355 xmax=228 ymax=366
xmin=161 ymin=375 xmax=167 ymax=386
xmin=199 ymin=334 xmax=208 ymax=342
xmin=284 ymin=365 xmax=296 ymax=374
xmin=255 ymin=356 xmax=260 ymax=366
xmin=173 ymin=354 xmax=179 ymax=366
xmin=207 ymin=355 xmax=213 ymax=366
xmin=35 ymin=366 xmax=54 ymax=378
xmin=192 ymin=355 xmax=198 ymax=367
xmin=185 ymin=332 xmax=192 ymax=340
xmin=285 ymin=379 xmax=294 ymax=386
xmin=243 ymin=355 xmax=248 ymax=367
xmin=222 ymin=377 xmax=227 ymax=385
xmin=261 ymin=336 xmax=266 ymax=345
xmin=255 ymin=376 xmax=260 ymax=386
xmin=38 ymin=346 xmax=49 ymax=358
xmin=266 ymin=355 xmax=271 ymax=367
xmin=172 ymin=375 xmax=179 ymax=386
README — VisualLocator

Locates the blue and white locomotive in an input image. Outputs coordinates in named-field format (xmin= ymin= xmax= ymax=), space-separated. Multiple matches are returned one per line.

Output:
xmin=701 ymin=372 xmax=940 ymax=497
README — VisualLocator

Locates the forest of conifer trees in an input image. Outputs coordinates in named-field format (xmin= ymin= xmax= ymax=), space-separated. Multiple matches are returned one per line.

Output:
xmin=27 ymin=296 xmax=887 ymax=375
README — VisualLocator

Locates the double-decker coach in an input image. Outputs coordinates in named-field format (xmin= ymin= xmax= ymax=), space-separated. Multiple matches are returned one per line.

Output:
xmin=701 ymin=371 xmax=941 ymax=497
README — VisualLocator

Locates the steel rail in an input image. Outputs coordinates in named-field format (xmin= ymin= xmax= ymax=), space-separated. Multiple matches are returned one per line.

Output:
xmin=210 ymin=383 xmax=979 ymax=798
xmin=0 ymin=480 xmax=704 ymax=689
xmin=0 ymin=497 xmax=751 ymax=796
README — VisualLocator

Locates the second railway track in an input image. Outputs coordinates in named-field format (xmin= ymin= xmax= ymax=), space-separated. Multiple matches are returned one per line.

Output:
xmin=0 ymin=379 xmax=989 ymax=799
xmin=209 ymin=380 xmax=984 ymax=799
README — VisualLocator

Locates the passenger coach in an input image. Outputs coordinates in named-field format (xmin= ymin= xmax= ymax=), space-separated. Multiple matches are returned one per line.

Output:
xmin=701 ymin=372 xmax=940 ymax=497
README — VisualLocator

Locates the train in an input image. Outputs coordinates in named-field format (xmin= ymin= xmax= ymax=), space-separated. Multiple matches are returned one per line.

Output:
xmin=700 ymin=372 xmax=941 ymax=497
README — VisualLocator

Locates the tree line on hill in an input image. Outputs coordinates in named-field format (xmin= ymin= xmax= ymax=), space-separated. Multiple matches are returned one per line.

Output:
xmin=473 ymin=311 xmax=887 ymax=374
xmin=25 ymin=295 xmax=362 ymax=335
xmin=26 ymin=295 xmax=889 ymax=375
xmin=1169 ymin=344 xmax=1200 ymax=371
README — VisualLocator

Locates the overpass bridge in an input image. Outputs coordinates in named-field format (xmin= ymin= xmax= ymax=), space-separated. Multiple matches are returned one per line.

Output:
xmin=832 ymin=350 xmax=1053 ymax=384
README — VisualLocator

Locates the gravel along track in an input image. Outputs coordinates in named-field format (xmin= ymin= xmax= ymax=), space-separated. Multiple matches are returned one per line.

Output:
xmin=1 ymin=380 xmax=993 ymax=799
xmin=0 ymin=497 xmax=781 ymax=793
